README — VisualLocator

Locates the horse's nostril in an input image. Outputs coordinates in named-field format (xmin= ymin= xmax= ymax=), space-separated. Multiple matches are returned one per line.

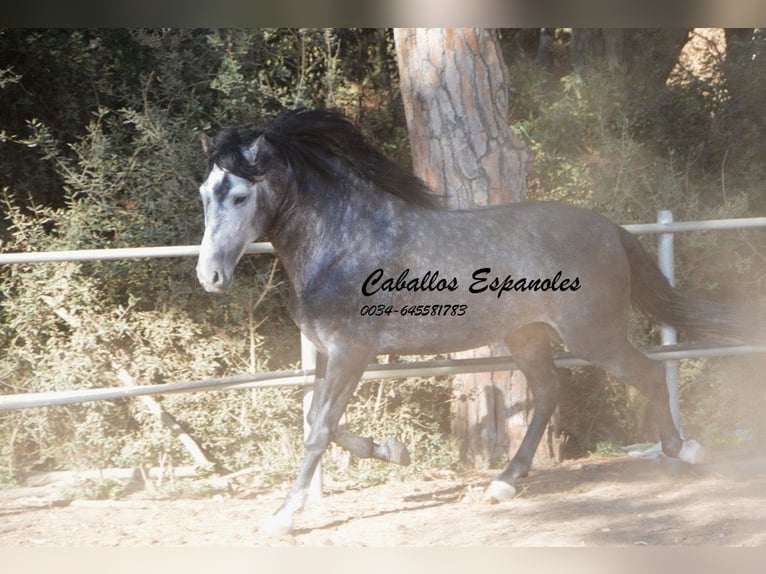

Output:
xmin=212 ymin=271 xmax=221 ymax=285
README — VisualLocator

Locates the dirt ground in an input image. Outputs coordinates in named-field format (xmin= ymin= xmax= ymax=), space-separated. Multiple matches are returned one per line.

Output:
xmin=2 ymin=450 xmax=765 ymax=547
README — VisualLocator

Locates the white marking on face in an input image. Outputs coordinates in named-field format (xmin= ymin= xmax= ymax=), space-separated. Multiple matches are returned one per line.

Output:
xmin=197 ymin=165 xmax=258 ymax=292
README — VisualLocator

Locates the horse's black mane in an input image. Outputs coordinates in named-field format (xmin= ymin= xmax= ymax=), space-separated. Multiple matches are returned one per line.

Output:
xmin=208 ymin=109 xmax=442 ymax=209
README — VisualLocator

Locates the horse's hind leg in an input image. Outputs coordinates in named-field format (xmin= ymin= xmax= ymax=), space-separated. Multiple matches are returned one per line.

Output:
xmin=309 ymin=353 xmax=411 ymax=466
xmin=486 ymin=322 xmax=561 ymax=502
xmin=578 ymin=337 xmax=711 ymax=465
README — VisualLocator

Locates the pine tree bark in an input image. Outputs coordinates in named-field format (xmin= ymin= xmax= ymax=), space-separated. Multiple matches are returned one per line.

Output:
xmin=394 ymin=28 xmax=544 ymax=468
xmin=394 ymin=28 xmax=526 ymax=205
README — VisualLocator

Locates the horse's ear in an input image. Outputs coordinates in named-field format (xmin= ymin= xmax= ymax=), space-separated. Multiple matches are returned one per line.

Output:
xmin=243 ymin=135 xmax=268 ymax=165
xmin=200 ymin=133 xmax=213 ymax=156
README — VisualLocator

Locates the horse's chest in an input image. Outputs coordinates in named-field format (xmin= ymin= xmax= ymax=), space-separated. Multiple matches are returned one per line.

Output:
xmin=285 ymin=290 xmax=347 ymax=354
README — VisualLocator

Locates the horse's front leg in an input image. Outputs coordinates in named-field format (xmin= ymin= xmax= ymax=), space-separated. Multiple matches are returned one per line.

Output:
xmin=261 ymin=346 xmax=372 ymax=536
xmin=310 ymin=353 xmax=411 ymax=466
xmin=333 ymin=427 xmax=412 ymax=465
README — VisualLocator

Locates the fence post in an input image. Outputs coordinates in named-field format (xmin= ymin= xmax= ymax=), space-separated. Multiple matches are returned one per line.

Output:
xmin=300 ymin=333 xmax=322 ymax=500
xmin=657 ymin=210 xmax=682 ymax=433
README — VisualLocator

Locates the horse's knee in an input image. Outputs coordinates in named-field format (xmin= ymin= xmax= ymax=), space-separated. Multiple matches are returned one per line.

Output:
xmin=304 ymin=424 xmax=333 ymax=453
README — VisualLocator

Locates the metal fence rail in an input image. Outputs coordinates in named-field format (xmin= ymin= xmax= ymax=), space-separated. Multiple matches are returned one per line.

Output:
xmin=2 ymin=342 xmax=764 ymax=412
xmin=623 ymin=216 xmax=766 ymax=234
xmin=2 ymin=216 xmax=765 ymax=265
xmin=0 ymin=242 xmax=276 ymax=265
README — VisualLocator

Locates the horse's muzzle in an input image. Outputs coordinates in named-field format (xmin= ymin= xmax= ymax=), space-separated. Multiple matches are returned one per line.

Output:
xmin=196 ymin=263 xmax=231 ymax=293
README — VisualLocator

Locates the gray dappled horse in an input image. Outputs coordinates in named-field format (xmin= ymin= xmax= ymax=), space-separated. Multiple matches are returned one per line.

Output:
xmin=196 ymin=109 xmax=755 ymax=535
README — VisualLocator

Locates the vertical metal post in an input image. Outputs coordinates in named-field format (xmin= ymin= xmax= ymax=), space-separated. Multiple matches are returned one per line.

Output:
xmin=657 ymin=210 xmax=682 ymax=434
xmin=300 ymin=333 xmax=322 ymax=500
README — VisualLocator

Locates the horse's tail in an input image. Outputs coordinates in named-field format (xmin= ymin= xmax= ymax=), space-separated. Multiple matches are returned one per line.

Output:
xmin=618 ymin=226 xmax=762 ymax=343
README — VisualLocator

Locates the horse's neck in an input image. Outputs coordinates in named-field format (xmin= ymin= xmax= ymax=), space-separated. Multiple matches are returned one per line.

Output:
xmin=269 ymin=185 xmax=403 ymax=290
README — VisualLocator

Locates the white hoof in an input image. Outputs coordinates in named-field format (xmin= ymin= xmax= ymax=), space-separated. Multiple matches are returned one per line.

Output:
xmin=484 ymin=480 xmax=517 ymax=503
xmin=679 ymin=439 xmax=713 ymax=465
xmin=260 ymin=513 xmax=293 ymax=537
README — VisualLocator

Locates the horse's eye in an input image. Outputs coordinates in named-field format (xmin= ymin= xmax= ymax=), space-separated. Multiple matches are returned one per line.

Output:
xmin=233 ymin=195 xmax=247 ymax=206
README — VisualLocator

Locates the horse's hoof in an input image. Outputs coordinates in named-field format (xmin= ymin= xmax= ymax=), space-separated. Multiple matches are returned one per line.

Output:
xmin=484 ymin=480 xmax=517 ymax=503
xmin=679 ymin=439 xmax=713 ymax=465
xmin=380 ymin=438 xmax=411 ymax=466
xmin=260 ymin=513 xmax=293 ymax=537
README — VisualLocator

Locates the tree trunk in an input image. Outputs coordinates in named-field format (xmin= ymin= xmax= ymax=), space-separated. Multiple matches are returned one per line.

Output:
xmin=394 ymin=28 xmax=546 ymax=469
xmin=394 ymin=28 xmax=526 ymax=205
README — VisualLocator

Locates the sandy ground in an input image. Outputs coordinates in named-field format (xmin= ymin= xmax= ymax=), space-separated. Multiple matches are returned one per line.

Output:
xmin=2 ymin=448 xmax=765 ymax=548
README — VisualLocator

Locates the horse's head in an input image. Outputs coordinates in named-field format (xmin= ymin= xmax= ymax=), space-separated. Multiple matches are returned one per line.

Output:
xmin=196 ymin=129 xmax=285 ymax=292
xmin=197 ymin=109 xmax=440 ymax=293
